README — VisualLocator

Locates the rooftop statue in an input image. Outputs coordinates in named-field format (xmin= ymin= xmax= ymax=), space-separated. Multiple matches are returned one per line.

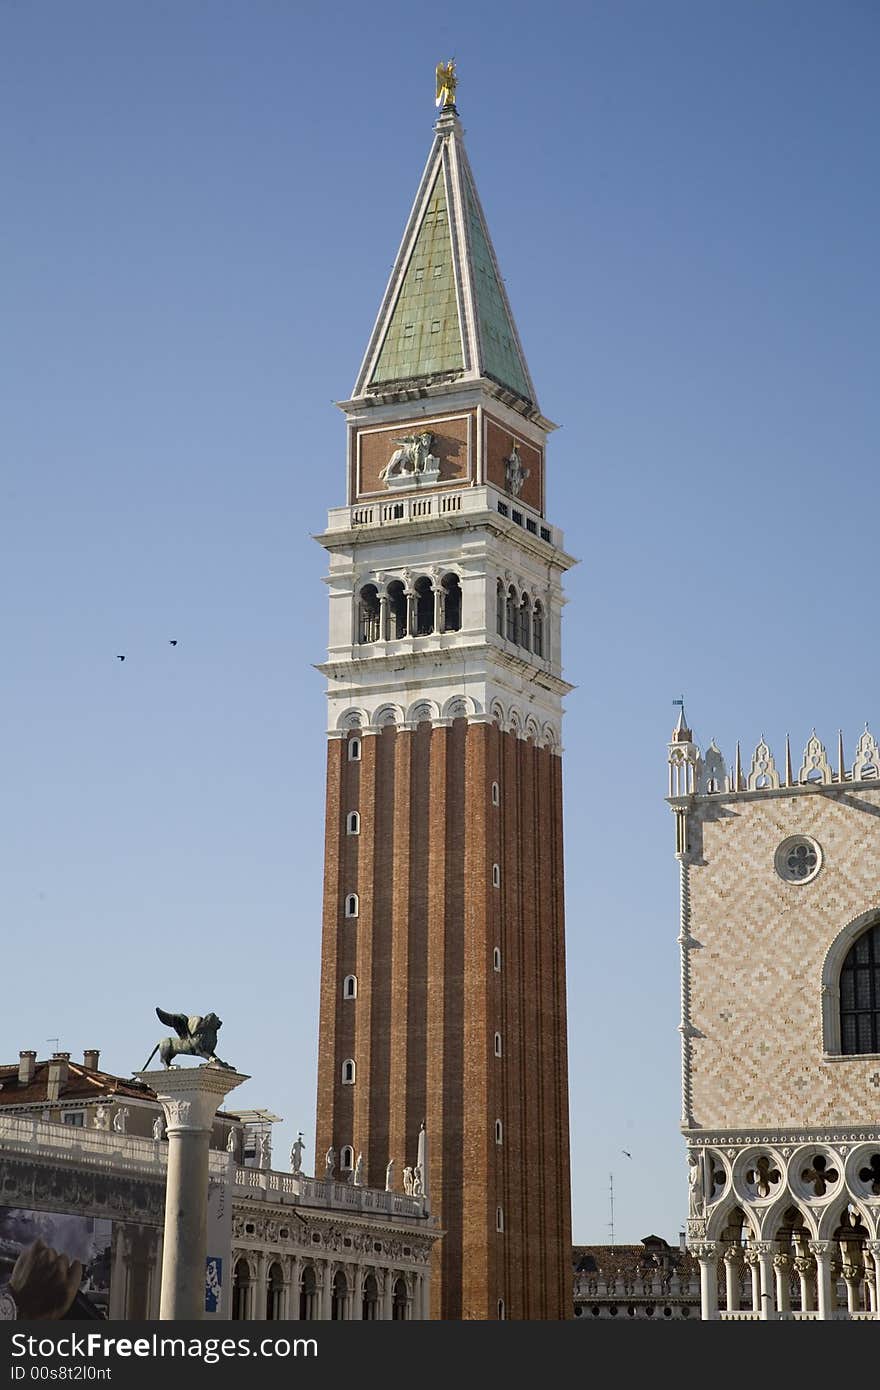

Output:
xmin=141 ymin=1008 xmax=235 ymax=1071
xmin=435 ymin=59 xmax=457 ymax=110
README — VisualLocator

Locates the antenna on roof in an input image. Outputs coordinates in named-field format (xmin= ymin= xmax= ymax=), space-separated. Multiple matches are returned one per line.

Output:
xmin=609 ymin=1172 xmax=615 ymax=1247
xmin=46 ymin=1037 xmax=60 ymax=1051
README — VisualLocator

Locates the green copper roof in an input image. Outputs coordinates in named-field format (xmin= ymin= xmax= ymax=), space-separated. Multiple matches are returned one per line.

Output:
xmin=371 ymin=171 xmax=464 ymax=385
xmin=464 ymin=172 xmax=531 ymax=400
xmin=355 ymin=111 xmax=538 ymax=408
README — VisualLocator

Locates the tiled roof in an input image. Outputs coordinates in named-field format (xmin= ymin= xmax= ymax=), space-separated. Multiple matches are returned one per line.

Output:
xmin=0 ymin=1061 xmax=238 ymax=1119
xmin=0 ymin=1061 xmax=155 ymax=1106
xmin=573 ymin=1241 xmax=698 ymax=1279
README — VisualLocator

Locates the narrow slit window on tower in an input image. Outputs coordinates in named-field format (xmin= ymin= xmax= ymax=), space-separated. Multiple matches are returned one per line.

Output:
xmin=496 ymin=1207 xmax=504 ymax=1233
xmin=495 ymin=1119 xmax=503 ymax=1145
xmin=343 ymin=975 xmax=357 ymax=1000
xmin=346 ymin=811 xmax=360 ymax=835
xmin=493 ymin=947 xmax=502 ymax=972
xmin=441 ymin=573 xmax=462 ymax=633
xmin=357 ymin=584 xmax=380 ymax=644
xmin=340 ymin=1146 xmax=354 ymax=1170
xmin=387 ymin=579 xmax=408 ymax=639
xmin=494 ymin=1032 xmax=502 ymax=1057
xmin=491 ymin=781 xmax=500 ymax=806
xmin=532 ymin=602 xmax=545 ymax=659
xmin=345 ymin=894 xmax=359 ymax=919
xmin=414 ymin=575 xmax=434 ymax=636
xmin=498 ymin=1299 xmax=506 ymax=1320
xmin=505 ymin=587 xmax=517 ymax=643
xmin=492 ymin=863 xmax=500 ymax=888
xmin=518 ymin=594 xmax=531 ymax=651
xmin=341 ymin=1059 xmax=356 ymax=1085
xmin=348 ymin=737 xmax=361 ymax=762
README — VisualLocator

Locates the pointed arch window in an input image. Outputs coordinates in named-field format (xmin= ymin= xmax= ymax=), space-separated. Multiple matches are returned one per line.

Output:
xmin=357 ymin=584 xmax=380 ymax=644
xmin=840 ymin=921 xmax=880 ymax=1054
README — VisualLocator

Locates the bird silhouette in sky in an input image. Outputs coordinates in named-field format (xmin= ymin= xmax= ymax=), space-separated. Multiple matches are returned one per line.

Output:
xmin=622 ymin=1150 xmax=632 ymax=1159
xmin=169 ymin=639 xmax=178 ymax=646
xmin=116 ymin=655 xmax=125 ymax=662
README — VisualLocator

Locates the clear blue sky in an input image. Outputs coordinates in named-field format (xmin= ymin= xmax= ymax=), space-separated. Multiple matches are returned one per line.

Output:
xmin=2 ymin=1 xmax=877 ymax=1247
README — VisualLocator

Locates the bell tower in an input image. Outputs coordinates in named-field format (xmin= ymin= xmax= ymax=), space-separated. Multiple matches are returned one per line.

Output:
xmin=313 ymin=72 xmax=575 ymax=1320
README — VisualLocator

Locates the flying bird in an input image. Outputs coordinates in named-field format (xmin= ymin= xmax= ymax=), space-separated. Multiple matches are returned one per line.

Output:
xmin=622 ymin=1150 xmax=632 ymax=1159
xmin=116 ymin=655 xmax=125 ymax=662
xmin=169 ymin=639 xmax=178 ymax=646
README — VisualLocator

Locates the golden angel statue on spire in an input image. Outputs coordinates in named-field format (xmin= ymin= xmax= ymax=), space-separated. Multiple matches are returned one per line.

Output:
xmin=435 ymin=59 xmax=457 ymax=109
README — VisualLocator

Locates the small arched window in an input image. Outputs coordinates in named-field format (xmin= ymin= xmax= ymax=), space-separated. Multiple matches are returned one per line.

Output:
xmin=346 ymin=811 xmax=360 ymax=835
xmin=532 ymin=602 xmax=544 ymax=658
xmin=494 ymin=1032 xmax=502 ymax=1058
xmin=492 ymin=863 xmax=501 ymax=888
xmin=345 ymin=894 xmax=359 ymax=919
xmin=343 ymin=975 xmax=357 ymax=1000
xmin=340 ymin=1145 xmax=354 ymax=1170
xmin=491 ymin=781 xmax=500 ymax=806
xmin=496 ymin=580 xmax=505 ymax=637
xmin=840 ymin=921 xmax=880 ymax=1054
xmin=387 ymin=579 xmax=408 ymax=640
xmin=517 ymin=594 xmax=531 ymax=650
xmin=493 ymin=947 xmax=502 ymax=972
xmin=498 ymin=1299 xmax=506 ymax=1320
xmin=495 ymin=1119 xmax=503 ymax=1145
xmin=414 ymin=575 xmax=434 ymax=636
xmin=441 ymin=573 xmax=462 ymax=633
xmin=358 ymin=584 xmax=381 ymax=644
xmin=341 ymin=1059 xmax=356 ymax=1085
xmin=505 ymin=587 xmax=517 ymax=642
xmin=348 ymin=737 xmax=361 ymax=762
xmin=496 ymin=1206 xmax=504 ymax=1233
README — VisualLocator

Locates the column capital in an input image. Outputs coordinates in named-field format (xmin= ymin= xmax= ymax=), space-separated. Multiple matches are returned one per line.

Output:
xmin=809 ymin=1240 xmax=833 ymax=1260
xmin=137 ymin=1065 xmax=249 ymax=1134
xmin=692 ymin=1241 xmax=718 ymax=1261
xmin=723 ymin=1245 xmax=744 ymax=1265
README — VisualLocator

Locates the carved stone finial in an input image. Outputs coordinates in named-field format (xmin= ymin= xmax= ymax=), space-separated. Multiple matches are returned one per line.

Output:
xmin=799 ymin=730 xmax=831 ymax=785
xmin=747 ymin=737 xmax=780 ymax=790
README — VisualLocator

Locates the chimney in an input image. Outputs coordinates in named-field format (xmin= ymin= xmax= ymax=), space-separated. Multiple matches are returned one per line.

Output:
xmin=83 ymin=1049 xmax=100 ymax=1071
xmin=18 ymin=1051 xmax=37 ymax=1086
xmin=679 ymin=1230 xmax=687 ymax=1253
xmin=46 ymin=1052 xmax=70 ymax=1101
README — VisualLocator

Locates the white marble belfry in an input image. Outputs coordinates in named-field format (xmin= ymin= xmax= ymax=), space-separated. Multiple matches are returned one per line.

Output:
xmin=138 ymin=1065 xmax=248 ymax=1321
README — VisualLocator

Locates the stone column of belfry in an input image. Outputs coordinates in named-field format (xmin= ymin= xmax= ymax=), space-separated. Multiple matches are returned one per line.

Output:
xmin=139 ymin=1065 xmax=247 ymax=1320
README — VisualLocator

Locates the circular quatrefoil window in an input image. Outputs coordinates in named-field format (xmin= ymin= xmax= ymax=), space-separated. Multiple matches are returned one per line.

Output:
xmin=775 ymin=835 xmax=822 ymax=884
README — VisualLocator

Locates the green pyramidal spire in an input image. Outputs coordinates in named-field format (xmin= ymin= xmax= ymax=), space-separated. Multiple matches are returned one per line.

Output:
xmin=353 ymin=102 xmax=538 ymax=408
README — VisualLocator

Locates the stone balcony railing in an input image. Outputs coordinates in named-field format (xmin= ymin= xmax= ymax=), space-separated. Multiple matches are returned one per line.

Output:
xmin=323 ymin=485 xmax=565 ymax=553
xmin=0 ymin=1113 xmax=225 ymax=1179
xmin=232 ymin=1166 xmax=428 ymax=1222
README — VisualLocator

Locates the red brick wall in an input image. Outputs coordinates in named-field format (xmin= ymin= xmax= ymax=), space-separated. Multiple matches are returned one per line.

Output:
xmin=314 ymin=720 xmax=572 ymax=1319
